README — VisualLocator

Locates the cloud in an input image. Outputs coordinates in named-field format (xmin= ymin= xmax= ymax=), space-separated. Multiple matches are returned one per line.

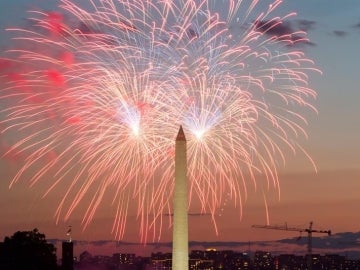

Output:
xmin=189 ymin=241 xmax=249 ymax=249
xmin=297 ymin=19 xmax=316 ymax=32
xmin=353 ymin=22 xmax=360 ymax=29
xmin=256 ymin=20 xmax=293 ymax=36
xmin=332 ymin=30 xmax=347 ymax=37
xmin=326 ymin=20 xmax=360 ymax=38
xmin=255 ymin=19 xmax=316 ymax=47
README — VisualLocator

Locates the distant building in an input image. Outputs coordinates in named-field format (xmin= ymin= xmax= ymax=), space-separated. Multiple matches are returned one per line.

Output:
xmin=253 ymin=251 xmax=273 ymax=270
xmin=189 ymin=250 xmax=213 ymax=270
xmin=274 ymin=254 xmax=304 ymax=270
xmin=113 ymin=252 xmax=135 ymax=265
xmin=79 ymin=251 xmax=92 ymax=263
xmin=62 ymin=241 xmax=74 ymax=270
xmin=59 ymin=248 xmax=360 ymax=270
xmin=151 ymin=252 xmax=172 ymax=270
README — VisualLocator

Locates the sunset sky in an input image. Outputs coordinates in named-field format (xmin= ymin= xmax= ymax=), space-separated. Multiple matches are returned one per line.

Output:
xmin=1 ymin=0 xmax=360 ymax=258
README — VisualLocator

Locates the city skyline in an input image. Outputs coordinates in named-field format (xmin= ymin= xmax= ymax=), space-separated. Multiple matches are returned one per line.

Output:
xmin=0 ymin=0 xmax=360 ymax=259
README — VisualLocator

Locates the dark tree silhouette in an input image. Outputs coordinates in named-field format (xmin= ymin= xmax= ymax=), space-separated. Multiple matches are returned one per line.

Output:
xmin=0 ymin=228 xmax=58 ymax=270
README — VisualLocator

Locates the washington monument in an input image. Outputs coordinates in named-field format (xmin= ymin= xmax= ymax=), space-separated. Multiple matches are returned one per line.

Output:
xmin=172 ymin=125 xmax=188 ymax=270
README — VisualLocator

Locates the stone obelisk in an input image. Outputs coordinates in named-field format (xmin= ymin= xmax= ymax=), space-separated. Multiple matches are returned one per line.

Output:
xmin=172 ymin=125 xmax=188 ymax=270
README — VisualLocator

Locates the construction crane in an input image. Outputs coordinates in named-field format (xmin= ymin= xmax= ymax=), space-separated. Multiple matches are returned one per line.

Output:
xmin=252 ymin=221 xmax=331 ymax=270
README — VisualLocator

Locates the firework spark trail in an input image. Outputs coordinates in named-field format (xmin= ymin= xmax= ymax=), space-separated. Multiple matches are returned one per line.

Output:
xmin=0 ymin=0 xmax=319 ymax=241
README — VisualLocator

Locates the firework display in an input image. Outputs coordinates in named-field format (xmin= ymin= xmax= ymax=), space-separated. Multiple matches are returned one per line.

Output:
xmin=0 ymin=0 xmax=319 ymax=241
